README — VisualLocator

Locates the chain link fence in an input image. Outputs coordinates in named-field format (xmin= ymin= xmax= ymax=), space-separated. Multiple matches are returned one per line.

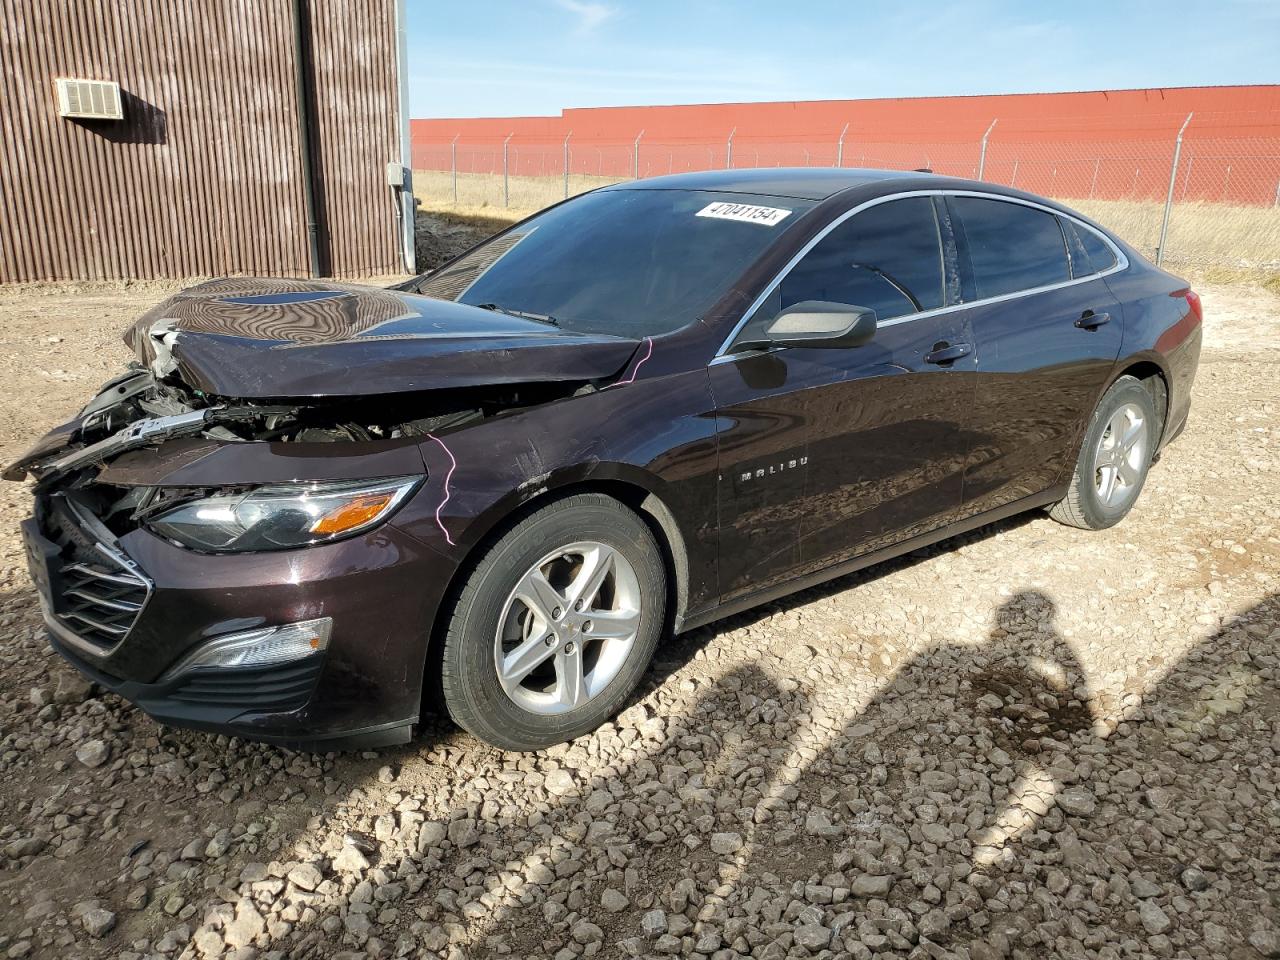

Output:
xmin=413 ymin=116 xmax=1280 ymax=273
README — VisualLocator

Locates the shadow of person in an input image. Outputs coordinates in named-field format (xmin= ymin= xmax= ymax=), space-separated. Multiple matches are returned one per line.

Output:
xmin=686 ymin=590 xmax=1280 ymax=960
xmin=320 ymin=593 xmax=1099 ymax=958
xmin=130 ymin=590 xmax=1275 ymax=960
xmin=233 ymin=663 xmax=808 ymax=959
xmin=681 ymin=589 xmax=1109 ymax=957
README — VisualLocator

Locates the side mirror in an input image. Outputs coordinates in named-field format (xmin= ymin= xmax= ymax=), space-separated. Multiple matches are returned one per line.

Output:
xmin=740 ymin=301 xmax=878 ymax=351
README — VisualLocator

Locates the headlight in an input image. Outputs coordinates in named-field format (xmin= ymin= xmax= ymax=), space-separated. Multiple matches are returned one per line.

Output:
xmin=147 ymin=476 xmax=422 ymax=552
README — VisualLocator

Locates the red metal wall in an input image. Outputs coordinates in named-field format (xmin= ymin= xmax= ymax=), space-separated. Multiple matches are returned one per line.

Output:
xmin=412 ymin=85 xmax=1280 ymax=205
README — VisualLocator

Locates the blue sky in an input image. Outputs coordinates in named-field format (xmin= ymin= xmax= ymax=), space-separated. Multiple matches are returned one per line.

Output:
xmin=405 ymin=0 xmax=1279 ymax=118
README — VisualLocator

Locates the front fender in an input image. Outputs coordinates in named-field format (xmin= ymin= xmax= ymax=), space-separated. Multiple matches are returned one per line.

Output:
xmin=391 ymin=367 xmax=720 ymax=614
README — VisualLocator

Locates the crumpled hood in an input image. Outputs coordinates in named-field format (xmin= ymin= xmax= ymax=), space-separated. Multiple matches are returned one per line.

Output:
xmin=124 ymin=278 xmax=641 ymax=399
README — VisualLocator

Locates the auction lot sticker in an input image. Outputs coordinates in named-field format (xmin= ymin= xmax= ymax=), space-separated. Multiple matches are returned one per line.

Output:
xmin=696 ymin=201 xmax=793 ymax=226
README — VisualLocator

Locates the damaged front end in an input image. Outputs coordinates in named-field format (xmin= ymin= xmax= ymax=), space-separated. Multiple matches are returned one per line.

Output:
xmin=5 ymin=279 xmax=649 ymax=746
xmin=5 ymin=364 xmax=597 ymax=549
xmin=7 ymin=276 xmax=642 ymax=541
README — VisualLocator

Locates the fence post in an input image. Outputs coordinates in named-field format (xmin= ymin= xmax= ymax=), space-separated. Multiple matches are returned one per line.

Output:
xmin=563 ymin=130 xmax=572 ymax=199
xmin=726 ymin=127 xmax=736 ymax=170
xmin=977 ymin=118 xmax=997 ymax=180
xmin=502 ymin=132 xmax=514 ymax=207
xmin=835 ymin=123 xmax=849 ymax=168
xmin=451 ymin=134 xmax=459 ymax=202
xmin=1156 ymin=112 xmax=1192 ymax=266
xmin=1089 ymin=158 xmax=1099 ymax=199
xmin=632 ymin=129 xmax=644 ymax=179
xmin=1274 ymin=178 xmax=1280 ymax=208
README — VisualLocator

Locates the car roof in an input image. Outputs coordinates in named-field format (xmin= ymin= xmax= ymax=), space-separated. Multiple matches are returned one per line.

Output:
xmin=601 ymin=168 xmax=1125 ymax=247
xmin=603 ymin=167 xmax=936 ymax=201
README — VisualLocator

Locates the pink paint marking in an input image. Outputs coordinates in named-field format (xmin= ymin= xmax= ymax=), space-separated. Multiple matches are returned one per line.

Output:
xmin=611 ymin=336 xmax=653 ymax=387
xmin=426 ymin=433 xmax=458 ymax=546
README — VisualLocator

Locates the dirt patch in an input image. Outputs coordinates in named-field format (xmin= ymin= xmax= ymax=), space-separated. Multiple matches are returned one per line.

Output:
xmin=0 ymin=279 xmax=1277 ymax=959
xmin=414 ymin=211 xmax=495 ymax=273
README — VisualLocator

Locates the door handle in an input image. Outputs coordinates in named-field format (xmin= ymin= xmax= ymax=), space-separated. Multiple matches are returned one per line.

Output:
xmin=1075 ymin=310 xmax=1111 ymax=330
xmin=924 ymin=341 xmax=973 ymax=366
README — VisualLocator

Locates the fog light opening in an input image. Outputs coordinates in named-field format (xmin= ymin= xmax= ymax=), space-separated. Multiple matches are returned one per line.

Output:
xmin=160 ymin=617 xmax=333 ymax=681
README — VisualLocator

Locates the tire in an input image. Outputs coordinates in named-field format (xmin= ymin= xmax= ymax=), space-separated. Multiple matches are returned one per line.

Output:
xmin=439 ymin=493 xmax=666 ymax=751
xmin=1049 ymin=375 xmax=1158 ymax=530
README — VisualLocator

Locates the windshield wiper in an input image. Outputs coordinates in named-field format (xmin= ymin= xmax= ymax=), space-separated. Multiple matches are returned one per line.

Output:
xmin=474 ymin=303 xmax=559 ymax=327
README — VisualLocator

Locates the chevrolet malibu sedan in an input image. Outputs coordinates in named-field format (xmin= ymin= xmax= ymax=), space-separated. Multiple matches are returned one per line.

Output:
xmin=7 ymin=169 xmax=1202 ymax=751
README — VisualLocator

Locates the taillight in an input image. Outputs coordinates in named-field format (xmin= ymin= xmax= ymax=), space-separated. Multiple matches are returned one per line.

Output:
xmin=1182 ymin=288 xmax=1203 ymax=323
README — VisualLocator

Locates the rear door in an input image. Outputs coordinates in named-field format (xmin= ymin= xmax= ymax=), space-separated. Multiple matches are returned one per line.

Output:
xmin=948 ymin=195 xmax=1124 ymax=517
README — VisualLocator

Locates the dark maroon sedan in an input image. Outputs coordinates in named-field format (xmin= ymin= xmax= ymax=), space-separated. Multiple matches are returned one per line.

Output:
xmin=7 ymin=169 xmax=1202 ymax=751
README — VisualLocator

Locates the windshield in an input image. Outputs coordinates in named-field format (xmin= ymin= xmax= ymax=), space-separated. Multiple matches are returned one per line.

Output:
xmin=416 ymin=189 xmax=815 ymax=338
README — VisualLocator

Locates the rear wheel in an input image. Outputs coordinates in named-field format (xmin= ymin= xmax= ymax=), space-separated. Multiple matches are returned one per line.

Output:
xmin=439 ymin=493 xmax=666 ymax=751
xmin=1050 ymin=375 xmax=1157 ymax=530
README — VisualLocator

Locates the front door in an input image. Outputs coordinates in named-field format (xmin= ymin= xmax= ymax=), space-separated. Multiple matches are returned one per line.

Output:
xmin=712 ymin=195 xmax=977 ymax=602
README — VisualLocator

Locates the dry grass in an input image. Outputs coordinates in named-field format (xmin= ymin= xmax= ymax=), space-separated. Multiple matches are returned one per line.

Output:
xmin=414 ymin=169 xmax=1280 ymax=280
xmin=1188 ymin=264 xmax=1280 ymax=297
xmin=413 ymin=169 xmax=621 ymax=226
xmin=1072 ymin=198 xmax=1280 ymax=271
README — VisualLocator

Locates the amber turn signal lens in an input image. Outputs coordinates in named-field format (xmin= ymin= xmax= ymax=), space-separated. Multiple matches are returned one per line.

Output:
xmin=309 ymin=492 xmax=397 ymax=535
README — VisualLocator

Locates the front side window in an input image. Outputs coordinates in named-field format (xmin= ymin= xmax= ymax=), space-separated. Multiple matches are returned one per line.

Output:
xmin=417 ymin=189 xmax=815 ymax=338
xmin=735 ymin=197 xmax=944 ymax=345
xmin=953 ymin=197 xmax=1070 ymax=298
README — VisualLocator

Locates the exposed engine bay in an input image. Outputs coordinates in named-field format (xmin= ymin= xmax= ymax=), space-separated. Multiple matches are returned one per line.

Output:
xmin=4 ymin=365 xmax=591 ymax=541
xmin=8 ymin=366 xmax=588 ymax=479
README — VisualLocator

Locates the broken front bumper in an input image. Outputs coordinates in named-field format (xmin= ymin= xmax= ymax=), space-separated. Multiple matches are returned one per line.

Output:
xmin=20 ymin=490 xmax=448 ymax=750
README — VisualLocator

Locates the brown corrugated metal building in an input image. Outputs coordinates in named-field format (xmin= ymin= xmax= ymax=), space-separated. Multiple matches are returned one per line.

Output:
xmin=0 ymin=0 xmax=415 ymax=283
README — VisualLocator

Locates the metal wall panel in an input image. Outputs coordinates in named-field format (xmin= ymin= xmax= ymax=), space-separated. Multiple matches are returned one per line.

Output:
xmin=0 ymin=0 xmax=403 ymax=282
xmin=307 ymin=0 xmax=403 ymax=277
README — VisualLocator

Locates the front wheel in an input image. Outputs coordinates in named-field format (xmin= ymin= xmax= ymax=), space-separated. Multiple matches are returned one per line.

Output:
xmin=1049 ymin=375 xmax=1157 ymax=530
xmin=439 ymin=493 xmax=666 ymax=751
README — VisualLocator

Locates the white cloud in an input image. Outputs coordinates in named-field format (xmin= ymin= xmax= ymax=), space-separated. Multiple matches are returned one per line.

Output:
xmin=553 ymin=0 xmax=619 ymax=34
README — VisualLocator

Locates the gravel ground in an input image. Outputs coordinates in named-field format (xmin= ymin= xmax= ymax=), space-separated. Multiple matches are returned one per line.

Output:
xmin=0 ymin=256 xmax=1276 ymax=960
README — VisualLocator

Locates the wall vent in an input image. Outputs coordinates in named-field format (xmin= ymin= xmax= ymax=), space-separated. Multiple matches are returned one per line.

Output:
xmin=54 ymin=78 xmax=123 ymax=120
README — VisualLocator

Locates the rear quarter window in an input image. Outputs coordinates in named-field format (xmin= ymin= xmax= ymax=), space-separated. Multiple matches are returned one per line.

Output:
xmin=1077 ymin=220 xmax=1118 ymax=274
xmin=954 ymin=197 xmax=1071 ymax=299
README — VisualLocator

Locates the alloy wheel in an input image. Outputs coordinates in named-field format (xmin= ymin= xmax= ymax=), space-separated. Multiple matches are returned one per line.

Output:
xmin=494 ymin=541 xmax=642 ymax=715
xmin=1093 ymin=402 xmax=1148 ymax=508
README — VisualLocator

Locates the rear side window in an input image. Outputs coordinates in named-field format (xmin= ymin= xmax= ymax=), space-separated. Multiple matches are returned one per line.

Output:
xmin=953 ymin=197 xmax=1070 ymax=298
xmin=1062 ymin=218 xmax=1118 ymax=276
xmin=768 ymin=197 xmax=945 ymax=325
